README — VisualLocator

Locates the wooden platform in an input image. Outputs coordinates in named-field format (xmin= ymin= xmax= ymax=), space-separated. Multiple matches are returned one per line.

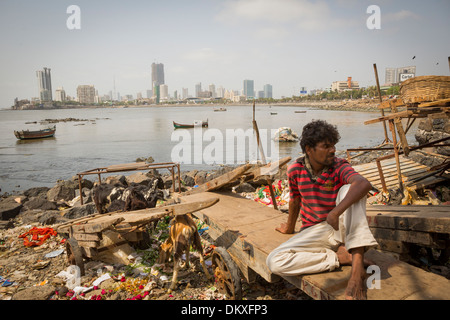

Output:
xmin=352 ymin=155 xmax=449 ymax=192
xmin=181 ymin=191 xmax=450 ymax=300
xmin=366 ymin=205 xmax=450 ymax=258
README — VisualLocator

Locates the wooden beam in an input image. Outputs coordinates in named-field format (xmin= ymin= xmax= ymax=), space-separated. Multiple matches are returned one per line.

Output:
xmin=364 ymin=110 xmax=413 ymax=125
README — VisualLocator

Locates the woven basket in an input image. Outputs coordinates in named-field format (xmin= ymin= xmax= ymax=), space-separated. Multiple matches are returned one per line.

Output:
xmin=400 ymin=75 xmax=450 ymax=104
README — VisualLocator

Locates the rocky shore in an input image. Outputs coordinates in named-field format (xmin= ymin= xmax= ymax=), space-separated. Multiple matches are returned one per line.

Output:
xmin=0 ymin=165 xmax=312 ymax=301
xmin=1 ymin=113 xmax=449 ymax=301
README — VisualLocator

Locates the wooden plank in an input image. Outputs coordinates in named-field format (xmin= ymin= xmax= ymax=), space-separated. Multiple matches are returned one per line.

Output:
xmin=182 ymin=164 xmax=252 ymax=195
xmin=284 ymin=249 xmax=450 ymax=300
xmin=369 ymin=227 xmax=436 ymax=247
xmin=353 ymin=155 xmax=446 ymax=191
xmin=70 ymin=217 xmax=125 ymax=234
xmin=77 ymin=240 xmax=99 ymax=248
xmin=366 ymin=205 xmax=450 ymax=233
xmin=121 ymin=197 xmax=220 ymax=225
xmin=183 ymin=191 xmax=450 ymax=300
xmin=418 ymin=98 xmax=450 ymax=108
xmin=364 ymin=111 xmax=413 ymax=125
xmin=72 ymin=232 xmax=101 ymax=241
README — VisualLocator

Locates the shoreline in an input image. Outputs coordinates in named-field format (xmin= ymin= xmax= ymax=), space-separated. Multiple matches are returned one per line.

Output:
xmin=5 ymin=99 xmax=382 ymax=113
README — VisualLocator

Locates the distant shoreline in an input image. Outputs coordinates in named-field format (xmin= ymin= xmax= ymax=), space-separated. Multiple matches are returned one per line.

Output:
xmin=6 ymin=99 xmax=382 ymax=112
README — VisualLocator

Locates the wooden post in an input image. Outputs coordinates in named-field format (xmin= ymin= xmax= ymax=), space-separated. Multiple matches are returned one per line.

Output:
xmin=373 ymin=63 xmax=390 ymax=143
xmin=388 ymin=120 xmax=403 ymax=192
xmin=252 ymin=101 xmax=278 ymax=210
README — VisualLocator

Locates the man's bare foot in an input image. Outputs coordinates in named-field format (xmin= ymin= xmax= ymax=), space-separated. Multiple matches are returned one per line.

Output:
xmin=345 ymin=247 xmax=367 ymax=300
xmin=336 ymin=245 xmax=374 ymax=267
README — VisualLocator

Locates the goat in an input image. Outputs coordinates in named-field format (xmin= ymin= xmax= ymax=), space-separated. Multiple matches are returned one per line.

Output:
xmin=93 ymin=184 xmax=125 ymax=214
xmin=157 ymin=214 xmax=211 ymax=291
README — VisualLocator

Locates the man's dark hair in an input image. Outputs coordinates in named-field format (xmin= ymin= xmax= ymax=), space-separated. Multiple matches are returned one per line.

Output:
xmin=299 ymin=120 xmax=341 ymax=153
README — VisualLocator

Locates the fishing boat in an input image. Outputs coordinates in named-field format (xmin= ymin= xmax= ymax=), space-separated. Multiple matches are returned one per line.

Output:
xmin=14 ymin=126 xmax=56 ymax=140
xmin=295 ymin=110 xmax=307 ymax=113
xmin=214 ymin=107 xmax=227 ymax=112
xmin=173 ymin=120 xmax=208 ymax=129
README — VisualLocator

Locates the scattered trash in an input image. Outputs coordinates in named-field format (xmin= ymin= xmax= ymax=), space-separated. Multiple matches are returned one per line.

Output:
xmin=44 ymin=249 xmax=64 ymax=258
xmin=273 ymin=127 xmax=299 ymax=142
xmin=18 ymin=227 xmax=57 ymax=247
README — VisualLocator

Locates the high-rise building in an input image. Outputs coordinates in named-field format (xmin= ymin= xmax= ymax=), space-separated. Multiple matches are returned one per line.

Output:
xmin=36 ymin=67 xmax=52 ymax=102
xmin=385 ymin=66 xmax=416 ymax=85
xmin=397 ymin=66 xmax=416 ymax=83
xmin=182 ymin=88 xmax=188 ymax=99
xmin=195 ymin=83 xmax=202 ymax=97
xmin=263 ymin=84 xmax=273 ymax=99
xmin=216 ymin=86 xmax=224 ymax=98
xmin=243 ymin=80 xmax=254 ymax=100
xmin=160 ymin=84 xmax=169 ymax=101
xmin=208 ymin=84 xmax=216 ymax=98
xmin=77 ymin=85 xmax=96 ymax=104
xmin=385 ymin=68 xmax=397 ymax=85
xmin=55 ymin=87 xmax=66 ymax=102
xmin=151 ymin=63 xmax=165 ymax=87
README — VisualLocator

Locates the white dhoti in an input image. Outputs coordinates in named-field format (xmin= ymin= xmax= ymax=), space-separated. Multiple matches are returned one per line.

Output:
xmin=266 ymin=184 xmax=378 ymax=276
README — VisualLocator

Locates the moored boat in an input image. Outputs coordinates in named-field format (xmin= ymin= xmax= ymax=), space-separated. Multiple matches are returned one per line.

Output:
xmin=14 ymin=126 xmax=56 ymax=140
xmin=173 ymin=120 xmax=208 ymax=129
xmin=213 ymin=107 xmax=227 ymax=112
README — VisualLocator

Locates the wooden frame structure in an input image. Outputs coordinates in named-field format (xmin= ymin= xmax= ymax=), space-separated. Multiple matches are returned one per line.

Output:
xmin=76 ymin=161 xmax=182 ymax=205
xmin=347 ymin=65 xmax=450 ymax=193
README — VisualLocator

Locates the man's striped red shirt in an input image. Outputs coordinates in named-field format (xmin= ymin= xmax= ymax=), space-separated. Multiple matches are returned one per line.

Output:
xmin=287 ymin=156 xmax=359 ymax=230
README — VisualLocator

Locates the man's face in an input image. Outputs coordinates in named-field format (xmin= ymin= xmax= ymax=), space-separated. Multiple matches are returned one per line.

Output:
xmin=306 ymin=141 xmax=336 ymax=167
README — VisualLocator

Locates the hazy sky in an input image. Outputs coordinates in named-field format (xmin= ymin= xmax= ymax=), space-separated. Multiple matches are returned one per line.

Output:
xmin=0 ymin=0 xmax=449 ymax=108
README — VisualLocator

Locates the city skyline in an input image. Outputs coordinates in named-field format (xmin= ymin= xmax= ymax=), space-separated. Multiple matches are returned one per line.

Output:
xmin=1 ymin=0 xmax=449 ymax=108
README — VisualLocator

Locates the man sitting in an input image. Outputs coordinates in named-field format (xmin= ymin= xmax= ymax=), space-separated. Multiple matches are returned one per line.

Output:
xmin=266 ymin=119 xmax=378 ymax=300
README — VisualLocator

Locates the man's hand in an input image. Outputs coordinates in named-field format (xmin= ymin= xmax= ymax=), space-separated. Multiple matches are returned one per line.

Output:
xmin=326 ymin=210 xmax=340 ymax=230
xmin=275 ymin=222 xmax=294 ymax=234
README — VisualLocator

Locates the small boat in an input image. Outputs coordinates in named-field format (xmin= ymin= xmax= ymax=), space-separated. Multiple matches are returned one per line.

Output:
xmin=214 ymin=107 xmax=227 ymax=112
xmin=14 ymin=126 xmax=56 ymax=140
xmin=270 ymin=112 xmax=277 ymax=115
xmin=173 ymin=120 xmax=208 ymax=129
xmin=295 ymin=110 xmax=307 ymax=113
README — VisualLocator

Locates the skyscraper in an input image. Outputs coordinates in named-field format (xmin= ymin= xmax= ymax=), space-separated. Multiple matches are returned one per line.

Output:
xmin=385 ymin=68 xmax=397 ymax=85
xmin=151 ymin=63 xmax=165 ymax=87
xmin=263 ymin=84 xmax=273 ymax=99
xmin=36 ymin=67 xmax=52 ymax=102
xmin=243 ymin=80 xmax=254 ymax=100
xmin=195 ymin=83 xmax=202 ymax=97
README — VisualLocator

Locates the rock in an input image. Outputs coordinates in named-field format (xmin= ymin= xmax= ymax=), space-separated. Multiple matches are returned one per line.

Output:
xmin=234 ymin=182 xmax=256 ymax=193
xmin=62 ymin=203 xmax=96 ymax=219
xmin=71 ymin=176 xmax=94 ymax=190
xmin=181 ymin=174 xmax=195 ymax=187
xmin=23 ymin=187 xmax=50 ymax=198
xmin=11 ymin=285 xmax=56 ymax=300
xmin=0 ymin=196 xmax=23 ymax=220
xmin=104 ymin=175 xmax=128 ymax=186
xmin=47 ymin=180 xmax=77 ymax=202
xmin=23 ymin=197 xmax=57 ymax=211
xmin=126 ymin=172 xmax=153 ymax=186
xmin=38 ymin=211 xmax=70 ymax=225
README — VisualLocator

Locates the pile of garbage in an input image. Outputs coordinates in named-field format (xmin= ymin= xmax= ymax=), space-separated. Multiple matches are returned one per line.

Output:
xmin=273 ymin=127 xmax=299 ymax=142
xmin=242 ymin=180 xmax=290 ymax=210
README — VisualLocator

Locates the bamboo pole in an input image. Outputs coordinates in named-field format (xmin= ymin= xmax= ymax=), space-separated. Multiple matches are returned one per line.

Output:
xmin=252 ymin=101 xmax=278 ymax=210
xmin=373 ymin=63 xmax=391 ymax=143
